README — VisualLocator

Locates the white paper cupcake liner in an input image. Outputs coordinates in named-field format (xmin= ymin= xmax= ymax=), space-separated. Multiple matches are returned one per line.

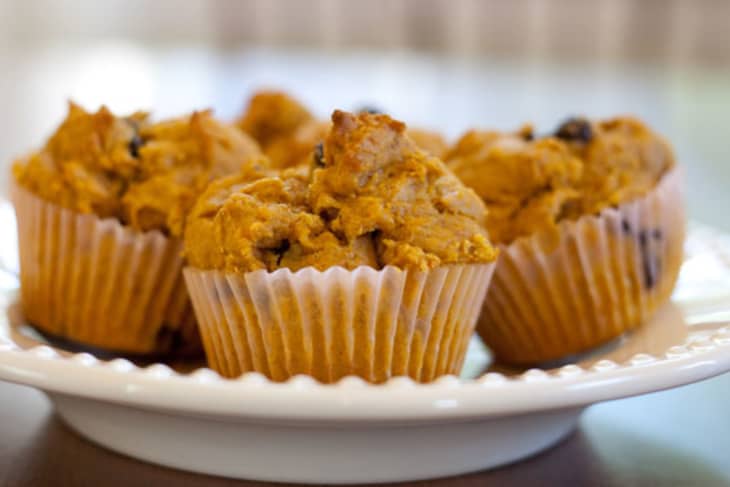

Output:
xmin=11 ymin=184 xmax=199 ymax=355
xmin=478 ymin=168 xmax=685 ymax=364
xmin=184 ymin=262 xmax=496 ymax=383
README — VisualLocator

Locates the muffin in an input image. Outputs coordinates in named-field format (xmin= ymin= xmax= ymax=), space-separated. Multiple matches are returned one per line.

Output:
xmin=236 ymin=90 xmax=449 ymax=168
xmin=446 ymin=116 xmax=684 ymax=364
xmin=184 ymin=110 xmax=498 ymax=383
xmin=12 ymin=102 xmax=262 ymax=354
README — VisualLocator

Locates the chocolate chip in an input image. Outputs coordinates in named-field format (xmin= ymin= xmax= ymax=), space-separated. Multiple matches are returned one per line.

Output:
xmin=518 ymin=125 xmax=535 ymax=141
xmin=319 ymin=207 xmax=340 ymax=222
xmin=274 ymin=239 xmax=290 ymax=266
xmin=554 ymin=117 xmax=593 ymax=143
xmin=313 ymin=142 xmax=325 ymax=167
xmin=644 ymin=265 xmax=656 ymax=288
xmin=126 ymin=118 xmax=144 ymax=158
xmin=642 ymin=256 xmax=658 ymax=289
xmin=621 ymin=220 xmax=632 ymax=235
xmin=128 ymin=134 xmax=143 ymax=158
xmin=356 ymin=105 xmax=383 ymax=115
xmin=622 ymin=224 xmax=663 ymax=289
xmin=637 ymin=229 xmax=660 ymax=289
xmin=371 ymin=230 xmax=384 ymax=268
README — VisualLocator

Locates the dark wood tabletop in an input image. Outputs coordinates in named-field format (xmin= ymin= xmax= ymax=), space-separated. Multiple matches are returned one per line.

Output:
xmin=1 ymin=374 xmax=729 ymax=487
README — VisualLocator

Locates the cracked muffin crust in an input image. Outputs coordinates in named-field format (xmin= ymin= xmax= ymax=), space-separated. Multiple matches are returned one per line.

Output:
xmin=13 ymin=102 xmax=148 ymax=220
xmin=310 ymin=110 xmax=495 ymax=270
xmin=184 ymin=166 xmax=378 ymax=274
xmin=185 ymin=109 xmax=497 ymax=273
xmin=445 ymin=116 xmax=675 ymax=245
xmin=14 ymin=103 xmax=263 ymax=237
xmin=122 ymin=110 xmax=263 ymax=236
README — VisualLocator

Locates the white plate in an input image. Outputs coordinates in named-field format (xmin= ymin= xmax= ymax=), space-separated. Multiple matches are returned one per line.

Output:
xmin=1 ymin=199 xmax=730 ymax=484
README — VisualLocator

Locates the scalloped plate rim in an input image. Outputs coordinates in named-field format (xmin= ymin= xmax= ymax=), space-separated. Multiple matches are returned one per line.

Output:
xmin=0 ymin=335 xmax=729 ymax=423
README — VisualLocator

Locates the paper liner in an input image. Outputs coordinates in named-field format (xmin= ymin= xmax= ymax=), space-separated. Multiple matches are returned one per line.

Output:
xmin=184 ymin=262 xmax=495 ymax=383
xmin=478 ymin=168 xmax=685 ymax=365
xmin=11 ymin=184 xmax=200 ymax=355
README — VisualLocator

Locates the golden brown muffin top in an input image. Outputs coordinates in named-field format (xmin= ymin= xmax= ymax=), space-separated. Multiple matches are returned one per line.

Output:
xmin=123 ymin=110 xmax=263 ymax=236
xmin=568 ymin=117 xmax=675 ymax=215
xmin=14 ymin=102 xmax=263 ymax=237
xmin=237 ymin=91 xmax=450 ymax=169
xmin=446 ymin=116 xmax=675 ymax=244
xmin=13 ymin=102 xmax=145 ymax=219
xmin=184 ymin=166 xmax=378 ymax=273
xmin=185 ymin=110 xmax=497 ymax=273
xmin=237 ymin=90 xmax=314 ymax=150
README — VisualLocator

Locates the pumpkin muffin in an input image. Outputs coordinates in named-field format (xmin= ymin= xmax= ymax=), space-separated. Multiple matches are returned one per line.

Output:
xmin=184 ymin=110 xmax=498 ymax=383
xmin=446 ymin=116 xmax=684 ymax=364
xmin=12 ymin=102 xmax=262 ymax=355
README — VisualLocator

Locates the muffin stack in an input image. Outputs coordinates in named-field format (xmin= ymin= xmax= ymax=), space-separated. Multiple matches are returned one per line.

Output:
xmin=10 ymin=91 xmax=684 ymax=382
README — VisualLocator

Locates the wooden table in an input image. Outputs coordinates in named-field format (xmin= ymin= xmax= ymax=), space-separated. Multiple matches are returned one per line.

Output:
xmin=1 ymin=375 xmax=729 ymax=487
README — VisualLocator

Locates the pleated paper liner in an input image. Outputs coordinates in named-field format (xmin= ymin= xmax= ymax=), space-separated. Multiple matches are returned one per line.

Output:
xmin=478 ymin=168 xmax=685 ymax=365
xmin=11 ymin=184 xmax=200 ymax=355
xmin=184 ymin=262 xmax=496 ymax=383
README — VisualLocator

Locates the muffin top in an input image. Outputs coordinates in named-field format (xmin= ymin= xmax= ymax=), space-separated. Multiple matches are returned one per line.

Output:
xmin=14 ymin=102 xmax=262 ymax=236
xmin=404 ymin=128 xmax=449 ymax=159
xmin=264 ymin=119 xmax=331 ymax=169
xmin=446 ymin=116 xmax=675 ymax=244
xmin=185 ymin=110 xmax=497 ymax=273
xmin=237 ymin=91 xmax=451 ymax=169
xmin=237 ymin=91 xmax=314 ymax=152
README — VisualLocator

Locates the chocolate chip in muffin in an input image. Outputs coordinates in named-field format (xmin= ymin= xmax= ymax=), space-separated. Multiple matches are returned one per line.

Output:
xmin=622 ymin=223 xmax=663 ymax=289
xmin=313 ymin=142 xmax=325 ymax=167
xmin=274 ymin=239 xmax=291 ymax=266
xmin=125 ymin=118 xmax=144 ymax=158
xmin=518 ymin=124 xmax=535 ymax=141
xmin=319 ymin=206 xmax=340 ymax=222
xmin=621 ymin=219 xmax=632 ymax=235
xmin=554 ymin=117 xmax=593 ymax=143
xmin=128 ymin=134 xmax=143 ymax=158
xmin=638 ymin=229 xmax=661 ymax=289
xmin=370 ymin=230 xmax=385 ymax=268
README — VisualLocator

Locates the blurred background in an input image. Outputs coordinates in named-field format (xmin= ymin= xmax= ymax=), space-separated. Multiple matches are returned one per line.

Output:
xmin=0 ymin=0 xmax=728 ymax=228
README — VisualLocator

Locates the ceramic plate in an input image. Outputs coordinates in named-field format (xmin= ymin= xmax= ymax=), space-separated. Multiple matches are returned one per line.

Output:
xmin=0 ymin=200 xmax=729 ymax=484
